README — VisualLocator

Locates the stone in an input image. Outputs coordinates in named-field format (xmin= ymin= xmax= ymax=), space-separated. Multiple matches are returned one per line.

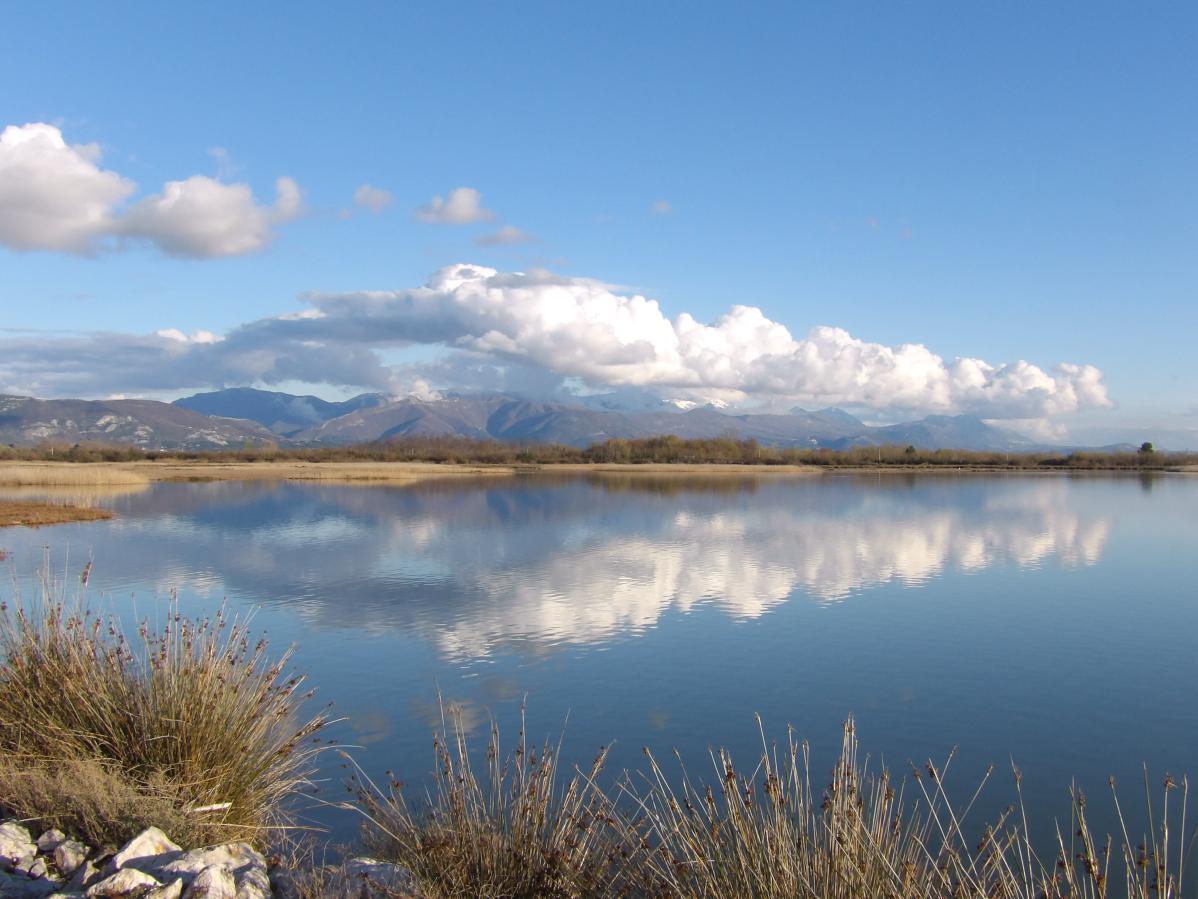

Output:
xmin=0 ymin=821 xmax=37 ymax=870
xmin=54 ymin=842 xmax=90 ymax=879
xmin=110 ymin=830 xmax=181 ymax=874
xmin=65 ymin=859 xmax=103 ymax=893
xmin=343 ymin=857 xmax=418 ymax=896
xmin=37 ymin=830 xmax=68 ymax=855
xmin=144 ymin=879 xmax=184 ymax=899
xmin=231 ymin=863 xmax=270 ymax=899
xmin=85 ymin=867 xmax=161 ymax=897
xmin=153 ymin=844 xmax=266 ymax=893
xmin=181 ymin=866 xmax=235 ymax=899
xmin=0 ymin=868 xmax=58 ymax=899
xmin=16 ymin=856 xmax=52 ymax=880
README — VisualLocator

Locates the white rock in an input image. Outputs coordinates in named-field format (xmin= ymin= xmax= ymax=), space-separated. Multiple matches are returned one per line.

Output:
xmin=144 ymin=879 xmax=184 ymax=899
xmin=0 ymin=821 xmax=37 ymax=869
xmin=65 ymin=859 xmax=102 ymax=893
xmin=85 ymin=867 xmax=162 ymax=897
xmin=54 ymin=842 xmax=90 ymax=878
xmin=181 ymin=866 xmax=235 ymax=899
xmin=37 ymin=830 xmax=68 ymax=855
xmin=16 ymin=856 xmax=52 ymax=880
xmin=110 ymin=830 xmax=181 ymax=873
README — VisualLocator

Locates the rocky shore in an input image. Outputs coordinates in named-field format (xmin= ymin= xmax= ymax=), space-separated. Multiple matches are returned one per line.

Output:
xmin=0 ymin=821 xmax=415 ymax=899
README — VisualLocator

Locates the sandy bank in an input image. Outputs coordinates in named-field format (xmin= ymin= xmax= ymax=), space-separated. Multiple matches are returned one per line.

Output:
xmin=0 ymin=460 xmax=517 ymax=484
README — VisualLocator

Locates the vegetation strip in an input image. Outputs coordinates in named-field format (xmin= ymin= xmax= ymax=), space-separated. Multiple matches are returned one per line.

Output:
xmin=0 ymin=501 xmax=113 ymax=528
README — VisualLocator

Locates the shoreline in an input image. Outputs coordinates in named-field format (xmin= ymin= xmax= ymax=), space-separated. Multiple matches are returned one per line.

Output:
xmin=0 ymin=459 xmax=1192 ymax=485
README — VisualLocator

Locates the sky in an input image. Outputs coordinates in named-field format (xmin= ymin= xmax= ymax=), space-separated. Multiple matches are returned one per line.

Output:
xmin=1 ymin=2 xmax=1195 ymax=446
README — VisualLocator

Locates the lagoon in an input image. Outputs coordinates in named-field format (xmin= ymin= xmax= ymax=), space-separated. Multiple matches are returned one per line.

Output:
xmin=2 ymin=472 xmax=1195 ymax=845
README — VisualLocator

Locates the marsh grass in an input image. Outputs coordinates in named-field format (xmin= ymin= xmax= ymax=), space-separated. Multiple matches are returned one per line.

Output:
xmin=0 ymin=464 xmax=150 ymax=487
xmin=354 ymin=713 xmax=1194 ymax=899
xmin=0 ymin=566 xmax=330 ymax=849
xmin=351 ymin=705 xmax=625 ymax=898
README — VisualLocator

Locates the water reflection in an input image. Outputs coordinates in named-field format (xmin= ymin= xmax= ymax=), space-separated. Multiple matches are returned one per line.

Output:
xmin=2 ymin=474 xmax=1113 ymax=662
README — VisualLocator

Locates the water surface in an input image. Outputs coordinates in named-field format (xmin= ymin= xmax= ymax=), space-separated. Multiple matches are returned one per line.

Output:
xmin=2 ymin=472 xmax=1194 ymax=846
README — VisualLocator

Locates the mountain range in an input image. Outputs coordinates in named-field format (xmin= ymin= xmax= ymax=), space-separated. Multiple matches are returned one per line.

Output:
xmin=0 ymin=387 xmax=1044 ymax=451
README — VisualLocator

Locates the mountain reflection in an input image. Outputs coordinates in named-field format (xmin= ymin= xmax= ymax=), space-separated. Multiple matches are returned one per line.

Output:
xmin=23 ymin=474 xmax=1111 ymax=661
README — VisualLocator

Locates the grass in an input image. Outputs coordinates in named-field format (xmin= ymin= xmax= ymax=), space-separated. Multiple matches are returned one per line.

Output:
xmin=351 ymin=705 xmax=623 ymax=898
xmin=349 ymin=711 xmax=1195 ymax=899
xmin=0 ymin=500 xmax=114 ymax=527
xmin=0 ymin=463 xmax=151 ymax=487
xmin=0 ymin=567 xmax=330 ymax=849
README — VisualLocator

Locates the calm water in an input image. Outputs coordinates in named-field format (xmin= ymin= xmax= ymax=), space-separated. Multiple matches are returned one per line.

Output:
xmin=2 ymin=472 xmax=1196 ymax=847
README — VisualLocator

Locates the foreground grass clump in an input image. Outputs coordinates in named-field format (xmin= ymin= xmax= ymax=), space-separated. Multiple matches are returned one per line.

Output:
xmin=0 ymin=569 xmax=329 ymax=849
xmin=353 ymin=707 xmax=623 ymax=899
xmin=355 ymin=713 xmax=1193 ymax=899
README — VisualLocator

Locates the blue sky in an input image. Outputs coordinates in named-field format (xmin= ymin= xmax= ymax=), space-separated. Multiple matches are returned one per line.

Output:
xmin=1 ymin=2 xmax=1195 ymax=445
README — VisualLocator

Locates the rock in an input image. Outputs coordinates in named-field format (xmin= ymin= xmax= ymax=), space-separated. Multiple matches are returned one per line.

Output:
xmin=181 ymin=866 xmax=234 ymax=899
xmin=17 ymin=856 xmax=52 ymax=880
xmin=64 ymin=859 xmax=103 ymax=893
xmin=0 ymin=821 xmax=37 ymax=870
xmin=153 ymin=844 xmax=266 ymax=895
xmin=144 ymin=879 xmax=184 ymax=899
xmin=110 ymin=830 xmax=181 ymax=874
xmin=231 ymin=863 xmax=270 ymax=899
xmin=342 ymin=858 xmax=418 ymax=897
xmin=54 ymin=842 xmax=90 ymax=878
xmin=47 ymin=892 xmax=86 ymax=899
xmin=0 ymin=868 xmax=58 ymax=898
xmin=85 ymin=867 xmax=162 ymax=897
xmin=37 ymin=830 xmax=68 ymax=855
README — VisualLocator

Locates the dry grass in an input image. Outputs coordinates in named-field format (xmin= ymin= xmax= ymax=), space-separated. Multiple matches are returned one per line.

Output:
xmin=354 ymin=713 xmax=1194 ymax=899
xmin=352 ymin=706 xmax=624 ymax=898
xmin=0 ymin=500 xmax=114 ymax=527
xmin=0 ymin=568 xmax=330 ymax=849
xmin=0 ymin=463 xmax=151 ymax=487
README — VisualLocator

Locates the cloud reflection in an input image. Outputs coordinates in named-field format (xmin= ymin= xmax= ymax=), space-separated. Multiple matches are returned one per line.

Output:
xmin=8 ymin=476 xmax=1112 ymax=662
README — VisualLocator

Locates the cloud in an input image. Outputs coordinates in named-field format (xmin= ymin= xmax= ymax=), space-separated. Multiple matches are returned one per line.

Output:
xmin=0 ymin=122 xmax=135 ymax=253
xmin=353 ymin=184 xmax=393 ymax=214
xmin=0 ymin=263 xmax=1112 ymax=421
xmin=415 ymin=187 xmax=495 ymax=224
xmin=0 ymin=122 xmax=301 ymax=258
xmin=121 ymin=175 xmax=302 ymax=258
xmin=475 ymin=224 xmax=533 ymax=247
xmin=651 ymin=199 xmax=672 ymax=215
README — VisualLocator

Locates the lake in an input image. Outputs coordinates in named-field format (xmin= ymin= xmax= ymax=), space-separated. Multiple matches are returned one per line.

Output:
xmin=2 ymin=471 xmax=1195 ymax=848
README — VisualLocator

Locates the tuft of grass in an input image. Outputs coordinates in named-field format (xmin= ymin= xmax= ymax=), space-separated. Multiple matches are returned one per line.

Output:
xmin=351 ymin=704 xmax=623 ymax=899
xmin=0 ymin=566 xmax=330 ymax=849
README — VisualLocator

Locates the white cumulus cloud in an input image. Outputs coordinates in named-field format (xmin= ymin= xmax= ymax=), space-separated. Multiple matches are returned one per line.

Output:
xmin=0 ymin=122 xmax=301 ymax=258
xmin=0 ymin=122 xmax=135 ymax=253
xmin=415 ymin=187 xmax=495 ymax=224
xmin=353 ymin=184 xmax=393 ymax=213
xmin=122 ymin=175 xmax=302 ymax=258
xmin=0 ymin=263 xmax=1112 ymax=423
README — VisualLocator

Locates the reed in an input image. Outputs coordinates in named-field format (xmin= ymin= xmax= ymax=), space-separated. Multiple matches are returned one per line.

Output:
xmin=355 ymin=713 xmax=1194 ymax=899
xmin=0 ymin=463 xmax=150 ymax=487
xmin=0 ymin=567 xmax=330 ymax=849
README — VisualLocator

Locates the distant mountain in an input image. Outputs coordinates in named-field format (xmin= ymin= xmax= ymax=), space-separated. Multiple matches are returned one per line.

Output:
xmin=174 ymin=387 xmax=387 ymax=435
xmin=0 ymin=394 xmax=275 ymax=450
xmin=3 ymin=389 xmax=1039 ymax=452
